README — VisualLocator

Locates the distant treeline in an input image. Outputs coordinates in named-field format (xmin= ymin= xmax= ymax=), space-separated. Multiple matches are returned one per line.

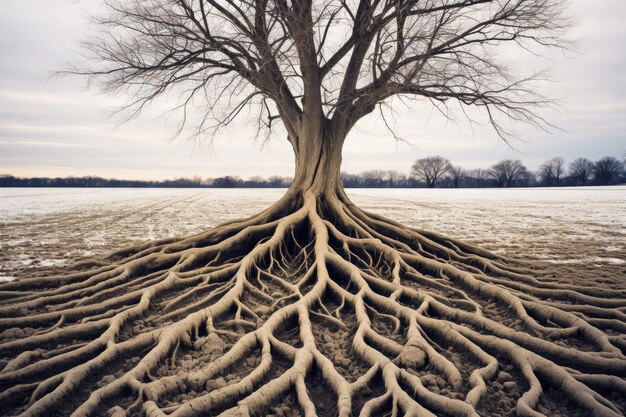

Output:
xmin=1 ymin=155 xmax=624 ymax=188
xmin=0 ymin=175 xmax=292 ymax=188
xmin=404 ymin=155 xmax=625 ymax=188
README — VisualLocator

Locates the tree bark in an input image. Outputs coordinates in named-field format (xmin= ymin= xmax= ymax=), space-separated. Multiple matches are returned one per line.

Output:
xmin=288 ymin=125 xmax=345 ymax=197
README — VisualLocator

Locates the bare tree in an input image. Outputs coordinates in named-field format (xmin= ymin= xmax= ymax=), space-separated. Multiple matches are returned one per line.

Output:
xmin=551 ymin=157 xmax=565 ymax=186
xmin=411 ymin=156 xmax=450 ymax=188
xmin=340 ymin=171 xmax=361 ymax=188
xmin=70 ymin=0 xmax=570 ymax=194
xmin=465 ymin=168 xmax=489 ymax=187
xmin=538 ymin=160 xmax=554 ymax=186
xmin=539 ymin=157 xmax=565 ymax=186
xmin=386 ymin=170 xmax=405 ymax=188
xmin=521 ymin=169 xmax=537 ymax=186
xmin=489 ymin=159 xmax=528 ymax=187
xmin=267 ymin=175 xmax=289 ymax=187
xmin=361 ymin=169 xmax=387 ymax=187
xmin=6 ymin=3 xmax=620 ymax=417
xmin=569 ymin=157 xmax=594 ymax=185
xmin=248 ymin=175 xmax=266 ymax=186
xmin=447 ymin=165 xmax=464 ymax=188
xmin=593 ymin=156 xmax=624 ymax=185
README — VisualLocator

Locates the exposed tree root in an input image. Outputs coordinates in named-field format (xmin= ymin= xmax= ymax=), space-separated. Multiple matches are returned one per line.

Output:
xmin=1 ymin=190 xmax=625 ymax=417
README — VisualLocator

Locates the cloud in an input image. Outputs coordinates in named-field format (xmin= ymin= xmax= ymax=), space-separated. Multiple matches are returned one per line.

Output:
xmin=0 ymin=0 xmax=624 ymax=179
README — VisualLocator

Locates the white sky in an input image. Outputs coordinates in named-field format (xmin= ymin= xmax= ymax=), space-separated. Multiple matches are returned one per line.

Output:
xmin=0 ymin=1 xmax=624 ymax=180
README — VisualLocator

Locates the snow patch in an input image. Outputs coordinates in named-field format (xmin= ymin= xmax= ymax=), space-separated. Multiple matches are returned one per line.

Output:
xmin=545 ymin=259 xmax=583 ymax=265
xmin=546 ymin=257 xmax=625 ymax=265
xmin=39 ymin=259 xmax=67 ymax=267
xmin=589 ymin=257 xmax=625 ymax=265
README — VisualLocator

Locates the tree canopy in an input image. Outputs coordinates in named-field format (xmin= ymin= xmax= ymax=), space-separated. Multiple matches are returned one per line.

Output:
xmin=80 ymin=0 xmax=570 ymax=147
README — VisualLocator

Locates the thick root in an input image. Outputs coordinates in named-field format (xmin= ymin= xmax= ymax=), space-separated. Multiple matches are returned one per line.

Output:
xmin=1 ymin=190 xmax=625 ymax=417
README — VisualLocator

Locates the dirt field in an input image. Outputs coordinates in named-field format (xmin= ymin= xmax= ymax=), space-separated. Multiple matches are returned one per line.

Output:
xmin=2 ymin=187 xmax=624 ymax=287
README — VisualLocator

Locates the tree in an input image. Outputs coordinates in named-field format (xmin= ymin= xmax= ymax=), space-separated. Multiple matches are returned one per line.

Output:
xmin=446 ymin=165 xmax=464 ymax=188
xmin=5 ymin=3 xmax=621 ymax=417
xmin=593 ymin=156 xmax=624 ymax=185
xmin=538 ymin=157 xmax=565 ymax=186
xmin=569 ymin=157 xmax=594 ymax=185
xmin=386 ymin=170 xmax=405 ymax=188
xmin=213 ymin=175 xmax=242 ymax=187
xmin=538 ymin=160 xmax=554 ymax=186
xmin=340 ymin=171 xmax=361 ymax=188
xmin=551 ymin=157 xmax=565 ymax=186
xmin=489 ymin=159 xmax=528 ymax=187
xmin=248 ymin=175 xmax=267 ymax=187
xmin=268 ymin=175 xmax=290 ymax=187
xmin=465 ymin=168 xmax=489 ymax=188
xmin=361 ymin=170 xmax=387 ymax=187
xmin=411 ymin=156 xmax=450 ymax=188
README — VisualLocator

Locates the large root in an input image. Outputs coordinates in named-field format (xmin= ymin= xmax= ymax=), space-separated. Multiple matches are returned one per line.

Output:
xmin=1 ymin=190 xmax=625 ymax=417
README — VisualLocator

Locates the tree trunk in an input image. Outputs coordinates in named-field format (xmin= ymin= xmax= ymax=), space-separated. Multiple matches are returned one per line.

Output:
xmin=288 ymin=127 xmax=345 ymax=197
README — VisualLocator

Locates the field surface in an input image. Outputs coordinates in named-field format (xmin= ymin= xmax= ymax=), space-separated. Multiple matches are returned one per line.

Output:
xmin=2 ymin=187 xmax=625 ymax=285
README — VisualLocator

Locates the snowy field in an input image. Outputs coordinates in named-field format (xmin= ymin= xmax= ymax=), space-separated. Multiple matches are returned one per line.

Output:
xmin=1 ymin=186 xmax=625 ymax=285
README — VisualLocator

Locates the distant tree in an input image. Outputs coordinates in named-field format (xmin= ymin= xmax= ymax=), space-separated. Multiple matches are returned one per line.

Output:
xmin=386 ymin=171 xmax=405 ymax=188
xmin=268 ymin=176 xmax=288 ymax=187
xmin=538 ymin=160 xmax=554 ymax=186
xmin=551 ymin=157 xmax=565 ymax=185
xmin=489 ymin=160 xmax=528 ymax=187
xmin=361 ymin=170 xmax=387 ymax=188
xmin=569 ymin=158 xmax=594 ymax=185
xmin=247 ymin=176 xmax=266 ymax=187
xmin=465 ymin=169 xmax=489 ymax=188
xmin=213 ymin=176 xmax=241 ymax=188
xmin=340 ymin=172 xmax=361 ymax=188
xmin=593 ymin=157 xmax=624 ymax=185
xmin=0 ymin=175 xmax=17 ymax=187
xmin=411 ymin=156 xmax=450 ymax=188
xmin=519 ymin=170 xmax=537 ymax=187
xmin=538 ymin=157 xmax=564 ymax=186
xmin=447 ymin=165 xmax=464 ymax=188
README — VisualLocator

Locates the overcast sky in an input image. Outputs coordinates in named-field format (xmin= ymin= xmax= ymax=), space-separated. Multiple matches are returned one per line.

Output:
xmin=0 ymin=1 xmax=624 ymax=180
